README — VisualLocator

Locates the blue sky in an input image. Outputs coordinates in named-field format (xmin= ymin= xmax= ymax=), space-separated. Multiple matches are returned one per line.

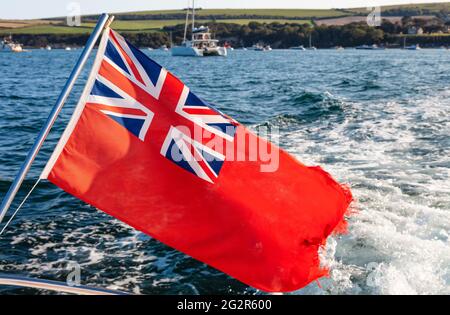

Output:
xmin=0 ymin=0 xmax=447 ymax=19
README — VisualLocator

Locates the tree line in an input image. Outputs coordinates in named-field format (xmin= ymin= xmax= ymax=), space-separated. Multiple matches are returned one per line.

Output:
xmin=163 ymin=19 xmax=450 ymax=48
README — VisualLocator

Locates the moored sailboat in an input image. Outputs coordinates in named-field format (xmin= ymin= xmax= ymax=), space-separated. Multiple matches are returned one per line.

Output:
xmin=307 ymin=33 xmax=317 ymax=50
xmin=171 ymin=0 xmax=226 ymax=57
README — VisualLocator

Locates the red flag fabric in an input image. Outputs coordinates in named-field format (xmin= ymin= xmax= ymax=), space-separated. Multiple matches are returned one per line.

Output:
xmin=41 ymin=29 xmax=352 ymax=292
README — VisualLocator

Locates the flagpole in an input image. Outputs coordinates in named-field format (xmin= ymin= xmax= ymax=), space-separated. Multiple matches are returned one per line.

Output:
xmin=0 ymin=13 xmax=113 ymax=225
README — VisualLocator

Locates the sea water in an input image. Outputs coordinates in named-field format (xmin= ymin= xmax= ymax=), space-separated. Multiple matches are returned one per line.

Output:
xmin=0 ymin=48 xmax=449 ymax=294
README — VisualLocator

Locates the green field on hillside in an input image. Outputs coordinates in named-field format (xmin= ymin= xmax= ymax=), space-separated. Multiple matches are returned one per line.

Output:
xmin=347 ymin=2 xmax=450 ymax=14
xmin=0 ymin=24 xmax=92 ymax=34
xmin=0 ymin=18 xmax=311 ymax=34
xmin=122 ymin=8 xmax=347 ymax=18
xmin=107 ymin=19 xmax=310 ymax=30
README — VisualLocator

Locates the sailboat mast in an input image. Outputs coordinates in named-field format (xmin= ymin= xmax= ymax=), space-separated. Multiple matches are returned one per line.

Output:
xmin=191 ymin=0 xmax=195 ymax=41
xmin=183 ymin=0 xmax=189 ymax=43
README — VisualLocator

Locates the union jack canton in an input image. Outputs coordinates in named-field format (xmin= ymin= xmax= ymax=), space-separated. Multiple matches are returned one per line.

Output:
xmin=86 ymin=30 xmax=237 ymax=183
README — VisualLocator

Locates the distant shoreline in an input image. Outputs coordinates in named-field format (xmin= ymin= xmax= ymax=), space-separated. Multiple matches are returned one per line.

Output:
xmin=5 ymin=24 xmax=450 ymax=50
xmin=2 ymin=3 xmax=450 ymax=49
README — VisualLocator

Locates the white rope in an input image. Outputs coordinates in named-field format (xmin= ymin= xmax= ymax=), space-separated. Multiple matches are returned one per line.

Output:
xmin=0 ymin=178 xmax=41 ymax=236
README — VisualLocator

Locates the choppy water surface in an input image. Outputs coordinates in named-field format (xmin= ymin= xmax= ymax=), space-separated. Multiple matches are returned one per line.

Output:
xmin=0 ymin=48 xmax=449 ymax=294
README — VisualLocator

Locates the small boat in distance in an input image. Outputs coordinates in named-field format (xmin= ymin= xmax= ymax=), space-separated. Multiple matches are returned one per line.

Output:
xmin=45 ymin=45 xmax=52 ymax=51
xmin=290 ymin=45 xmax=306 ymax=51
xmin=65 ymin=47 xmax=72 ymax=51
xmin=224 ymin=42 xmax=234 ymax=51
xmin=355 ymin=44 xmax=385 ymax=50
xmin=404 ymin=44 xmax=421 ymax=50
xmin=250 ymin=44 xmax=265 ymax=51
xmin=171 ymin=0 xmax=226 ymax=57
xmin=1 ymin=35 xmax=23 ymax=53
xmin=250 ymin=44 xmax=272 ymax=51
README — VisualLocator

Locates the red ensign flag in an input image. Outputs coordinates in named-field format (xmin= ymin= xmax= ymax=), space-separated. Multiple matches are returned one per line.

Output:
xmin=41 ymin=29 xmax=352 ymax=292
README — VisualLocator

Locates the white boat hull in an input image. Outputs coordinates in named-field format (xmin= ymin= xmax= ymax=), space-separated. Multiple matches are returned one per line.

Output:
xmin=171 ymin=46 xmax=203 ymax=56
xmin=172 ymin=45 xmax=227 ymax=57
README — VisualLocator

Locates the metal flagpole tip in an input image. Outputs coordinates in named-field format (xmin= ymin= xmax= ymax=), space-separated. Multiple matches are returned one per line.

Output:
xmin=105 ymin=15 xmax=115 ymax=29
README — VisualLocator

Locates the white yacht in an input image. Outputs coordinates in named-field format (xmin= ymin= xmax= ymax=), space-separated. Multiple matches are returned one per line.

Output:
xmin=249 ymin=44 xmax=272 ymax=51
xmin=1 ymin=35 xmax=23 ymax=53
xmin=171 ymin=0 xmax=227 ymax=57
xmin=290 ymin=45 xmax=306 ymax=51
